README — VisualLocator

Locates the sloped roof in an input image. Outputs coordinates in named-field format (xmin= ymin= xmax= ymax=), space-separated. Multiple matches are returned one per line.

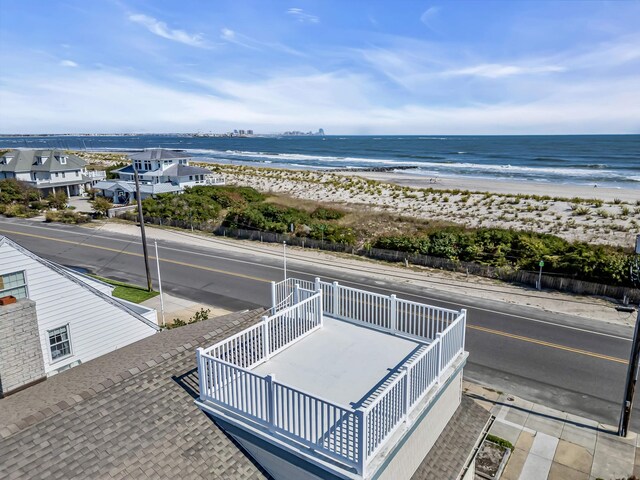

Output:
xmin=0 ymin=149 xmax=86 ymax=173
xmin=411 ymin=395 xmax=493 ymax=480
xmin=0 ymin=309 xmax=271 ymax=480
xmin=129 ymin=149 xmax=190 ymax=161
xmin=94 ymin=180 xmax=136 ymax=192
xmin=0 ymin=236 xmax=158 ymax=331
xmin=161 ymin=163 xmax=212 ymax=176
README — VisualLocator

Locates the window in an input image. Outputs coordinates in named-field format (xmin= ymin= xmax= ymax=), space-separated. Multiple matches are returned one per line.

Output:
xmin=37 ymin=156 xmax=48 ymax=165
xmin=62 ymin=172 xmax=66 ymax=178
xmin=0 ymin=271 xmax=28 ymax=299
xmin=57 ymin=155 xmax=67 ymax=165
xmin=48 ymin=325 xmax=72 ymax=361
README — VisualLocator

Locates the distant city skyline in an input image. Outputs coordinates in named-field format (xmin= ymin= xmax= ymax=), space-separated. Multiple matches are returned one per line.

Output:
xmin=0 ymin=0 xmax=638 ymax=134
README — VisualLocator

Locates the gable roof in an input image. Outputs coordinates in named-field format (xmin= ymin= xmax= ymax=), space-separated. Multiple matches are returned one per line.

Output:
xmin=129 ymin=149 xmax=190 ymax=161
xmin=0 ymin=236 xmax=159 ymax=331
xmin=161 ymin=163 xmax=212 ymax=176
xmin=0 ymin=308 xmax=271 ymax=480
xmin=0 ymin=149 xmax=86 ymax=173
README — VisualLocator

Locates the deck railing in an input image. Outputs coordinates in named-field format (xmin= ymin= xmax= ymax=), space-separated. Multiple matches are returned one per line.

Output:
xmin=199 ymin=278 xmax=466 ymax=476
xmin=272 ymin=278 xmax=460 ymax=342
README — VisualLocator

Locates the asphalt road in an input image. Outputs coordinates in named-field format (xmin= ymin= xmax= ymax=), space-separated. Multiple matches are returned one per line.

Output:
xmin=0 ymin=218 xmax=636 ymax=430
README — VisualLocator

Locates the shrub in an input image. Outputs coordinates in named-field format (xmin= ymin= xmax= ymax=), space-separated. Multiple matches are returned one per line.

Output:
xmin=45 ymin=209 xmax=90 ymax=224
xmin=47 ymin=191 xmax=68 ymax=210
xmin=310 ymin=207 xmax=345 ymax=220
xmin=92 ymin=196 xmax=113 ymax=217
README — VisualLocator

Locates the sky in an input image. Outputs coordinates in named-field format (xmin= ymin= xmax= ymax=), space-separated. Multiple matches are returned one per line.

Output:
xmin=0 ymin=0 xmax=639 ymax=134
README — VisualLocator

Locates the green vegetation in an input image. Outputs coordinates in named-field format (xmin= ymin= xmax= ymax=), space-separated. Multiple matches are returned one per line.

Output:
xmin=0 ymin=178 xmax=41 ymax=217
xmin=168 ymin=308 xmax=211 ymax=329
xmin=486 ymin=434 xmax=514 ymax=451
xmin=89 ymin=275 xmax=159 ymax=303
xmin=92 ymin=196 xmax=113 ymax=217
xmin=45 ymin=209 xmax=90 ymax=224
xmin=373 ymin=227 xmax=634 ymax=286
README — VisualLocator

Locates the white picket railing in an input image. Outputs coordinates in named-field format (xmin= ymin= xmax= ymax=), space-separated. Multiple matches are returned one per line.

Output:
xmin=273 ymin=278 xmax=461 ymax=343
xmin=200 ymin=278 xmax=467 ymax=476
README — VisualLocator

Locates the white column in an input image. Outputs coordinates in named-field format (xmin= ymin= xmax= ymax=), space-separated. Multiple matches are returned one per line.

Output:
xmin=332 ymin=281 xmax=339 ymax=316
xmin=270 ymin=281 xmax=277 ymax=312
xmin=262 ymin=316 xmax=271 ymax=360
xmin=390 ymin=294 xmax=397 ymax=333
xmin=266 ymin=373 xmax=276 ymax=432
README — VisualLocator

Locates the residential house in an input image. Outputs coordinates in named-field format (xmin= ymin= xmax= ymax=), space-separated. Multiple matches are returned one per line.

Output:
xmin=0 ymin=236 xmax=158 ymax=396
xmin=0 ymin=298 xmax=490 ymax=480
xmin=0 ymin=149 xmax=106 ymax=197
xmin=94 ymin=148 xmax=224 ymax=204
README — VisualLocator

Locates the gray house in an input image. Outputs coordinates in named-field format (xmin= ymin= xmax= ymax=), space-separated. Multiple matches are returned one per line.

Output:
xmin=0 ymin=149 xmax=105 ymax=197
xmin=94 ymin=149 xmax=224 ymax=204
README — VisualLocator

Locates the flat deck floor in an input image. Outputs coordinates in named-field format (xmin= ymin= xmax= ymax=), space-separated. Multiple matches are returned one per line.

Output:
xmin=253 ymin=316 xmax=423 ymax=407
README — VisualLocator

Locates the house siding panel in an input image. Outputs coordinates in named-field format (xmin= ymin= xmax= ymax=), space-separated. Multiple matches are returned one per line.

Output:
xmin=0 ymin=243 xmax=156 ymax=375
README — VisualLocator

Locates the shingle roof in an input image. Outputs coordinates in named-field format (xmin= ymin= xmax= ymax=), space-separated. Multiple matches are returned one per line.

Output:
xmin=411 ymin=395 xmax=493 ymax=480
xmin=0 ymin=149 xmax=86 ymax=173
xmin=160 ymin=163 xmax=212 ymax=177
xmin=0 ymin=308 xmax=271 ymax=480
xmin=129 ymin=149 xmax=189 ymax=161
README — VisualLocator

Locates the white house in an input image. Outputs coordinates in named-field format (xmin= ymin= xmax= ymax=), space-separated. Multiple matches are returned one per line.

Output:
xmin=196 ymin=277 xmax=479 ymax=480
xmin=0 ymin=236 xmax=158 ymax=396
xmin=94 ymin=149 xmax=224 ymax=204
xmin=0 ymin=149 xmax=106 ymax=197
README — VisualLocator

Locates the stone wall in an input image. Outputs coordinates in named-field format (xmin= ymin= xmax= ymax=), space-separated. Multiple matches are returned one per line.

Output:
xmin=0 ymin=299 xmax=45 ymax=396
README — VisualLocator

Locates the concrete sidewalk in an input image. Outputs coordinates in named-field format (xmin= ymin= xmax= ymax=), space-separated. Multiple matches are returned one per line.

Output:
xmin=466 ymin=382 xmax=638 ymax=479
xmin=142 ymin=292 xmax=232 ymax=327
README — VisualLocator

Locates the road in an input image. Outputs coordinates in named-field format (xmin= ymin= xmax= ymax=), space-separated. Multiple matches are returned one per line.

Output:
xmin=0 ymin=218 xmax=636 ymax=430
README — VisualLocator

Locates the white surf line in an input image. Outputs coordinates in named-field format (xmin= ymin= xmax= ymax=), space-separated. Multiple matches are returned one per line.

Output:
xmin=0 ymin=221 xmax=632 ymax=342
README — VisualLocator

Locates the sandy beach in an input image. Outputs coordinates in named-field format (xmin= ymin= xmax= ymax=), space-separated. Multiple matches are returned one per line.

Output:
xmin=347 ymin=170 xmax=640 ymax=203
xmin=208 ymin=163 xmax=640 ymax=248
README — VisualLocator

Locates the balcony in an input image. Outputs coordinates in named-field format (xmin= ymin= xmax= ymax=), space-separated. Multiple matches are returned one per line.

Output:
xmin=82 ymin=170 xmax=107 ymax=181
xmin=196 ymin=278 xmax=467 ymax=479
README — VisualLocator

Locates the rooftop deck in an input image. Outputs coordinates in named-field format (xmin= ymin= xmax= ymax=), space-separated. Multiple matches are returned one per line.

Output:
xmin=253 ymin=316 xmax=422 ymax=407
xmin=196 ymin=278 xmax=467 ymax=478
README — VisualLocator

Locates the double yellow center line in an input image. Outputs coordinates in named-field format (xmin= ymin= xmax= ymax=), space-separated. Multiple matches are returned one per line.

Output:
xmin=0 ymin=227 xmax=628 ymax=365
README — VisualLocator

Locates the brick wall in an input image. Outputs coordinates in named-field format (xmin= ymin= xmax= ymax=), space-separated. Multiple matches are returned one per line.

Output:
xmin=0 ymin=299 xmax=45 ymax=396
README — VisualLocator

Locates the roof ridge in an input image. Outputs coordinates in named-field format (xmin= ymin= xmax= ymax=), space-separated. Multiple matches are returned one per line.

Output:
xmin=0 ymin=236 xmax=159 ymax=331
xmin=0 ymin=308 xmax=265 ymax=439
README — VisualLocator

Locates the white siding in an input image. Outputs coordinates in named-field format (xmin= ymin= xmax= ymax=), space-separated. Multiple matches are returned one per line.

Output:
xmin=15 ymin=172 xmax=32 ymax=181
xmin=0 ymin=243 xmax=157 ymax=375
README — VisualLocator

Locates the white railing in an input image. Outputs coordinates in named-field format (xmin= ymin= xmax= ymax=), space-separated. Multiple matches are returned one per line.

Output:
xmin=204 ymin=175 xmax=226 ymax=185
xmin=83 ymin=170 xmax=107 ymax=180
xmin=200 ymin=278 xmax=467 ymax=476
xmin=273 ymin=278 xmax=461 ymax=343
xmin=204 ymin=291 xmax=323 ymax=364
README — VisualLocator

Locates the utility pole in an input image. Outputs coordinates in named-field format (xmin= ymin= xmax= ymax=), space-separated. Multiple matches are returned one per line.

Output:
xmin=154 ymin=240 xmax=166 ymax=327
xmin=283 ymin=241 xmax=287 ymax=281
xmin=134 ymin=168 xmax=153 ymax=292
xmin=618 ymin=234 xmax=640 ymax=437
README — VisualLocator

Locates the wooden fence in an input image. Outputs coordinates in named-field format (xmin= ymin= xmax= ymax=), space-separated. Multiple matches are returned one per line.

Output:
xmin=115 ymin=212 xmax=640 ymax=303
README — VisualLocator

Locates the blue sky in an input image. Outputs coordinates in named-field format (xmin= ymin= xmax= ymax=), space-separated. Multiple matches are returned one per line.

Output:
xmin=0 ymin=0 xmax=639 ymax=134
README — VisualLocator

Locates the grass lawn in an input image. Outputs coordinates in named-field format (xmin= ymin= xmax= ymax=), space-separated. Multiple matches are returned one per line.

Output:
xmin=89 ymin=275 xmax=159 ymax=304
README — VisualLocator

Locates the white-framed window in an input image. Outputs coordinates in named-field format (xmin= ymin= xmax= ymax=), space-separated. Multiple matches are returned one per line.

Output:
xmin=48 ymin=325 xmax=72 ymax=362
xmin=0 ymin=270 xmax=28 ymax=299
xmin=37 ymin=156 xmax=48 ymax=165
xmin=60 ymin=156 xmax=67 ymax=165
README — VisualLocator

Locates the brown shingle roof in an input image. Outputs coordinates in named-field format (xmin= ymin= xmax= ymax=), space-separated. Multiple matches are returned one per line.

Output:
xmin=411 ymin=395 xmax=493 ymax=480
xmin=0 ymin=309 xmax=271 ymax=480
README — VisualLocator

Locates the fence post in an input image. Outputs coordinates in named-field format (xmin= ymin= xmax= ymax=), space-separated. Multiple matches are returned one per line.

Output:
xmin=270 ymin=281 xmax=276 ymax=312
xmin=294 ymin=283 xmax=300 ymax=305
xmin=314 ymin=276 xmax=321 ymax=293
xmin=266 ymin=374 xmax=276 ymax=432
xmin=390 ymin=294 xmax=397 ymax=333
xmin=196 ymin=347 xmax=206 ymax=401
xmin=460 ymin=309 xmax=467 ymax=350
xmin=356 ymin=407 xmax=367 ymax=477
xmin=262 ymin=316 xmax=271 ymax=360
xmin=402 ymin=367 xmax=411 ymax=424
xmin=436 ymin=333 xmax=443 ymax=385
xmin=317 ymin=291 xmax=324 ymax=327
xmin=332 ymin=281 xmax=339 ymax=316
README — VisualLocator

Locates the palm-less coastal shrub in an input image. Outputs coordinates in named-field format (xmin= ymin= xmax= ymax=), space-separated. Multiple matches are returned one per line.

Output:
xmin=373 ymin=227 xmax=633 ymax=286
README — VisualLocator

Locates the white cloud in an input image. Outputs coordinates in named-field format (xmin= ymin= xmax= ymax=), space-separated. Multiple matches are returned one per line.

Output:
xmin=286 ymin=8 xmax=319 ymax=24
xmin=1 ymin=66 xmax=638 ymax=134
xmin=59 ymin=60 xmax=78 ymax=67
xmin=128 ymin=13 xmax=206 ymax=47
xmin=420 ymin=7 xmax=439 ymax=28
xmin=443 ymin=63 xmax=565 ymax=78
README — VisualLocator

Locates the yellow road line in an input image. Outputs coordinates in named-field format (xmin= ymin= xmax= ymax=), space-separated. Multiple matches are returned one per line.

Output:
xmin=0 ymin=227 xmax=269 ymax=283
xmin=1 ymin=227 xmax=627 ymax=365
xmin=468 ymin=324 xmax=627 ymax=364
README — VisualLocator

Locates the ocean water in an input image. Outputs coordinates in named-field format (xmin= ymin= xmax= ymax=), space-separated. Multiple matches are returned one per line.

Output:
xmin=1 ymin=134 xmax=639 ymax=189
